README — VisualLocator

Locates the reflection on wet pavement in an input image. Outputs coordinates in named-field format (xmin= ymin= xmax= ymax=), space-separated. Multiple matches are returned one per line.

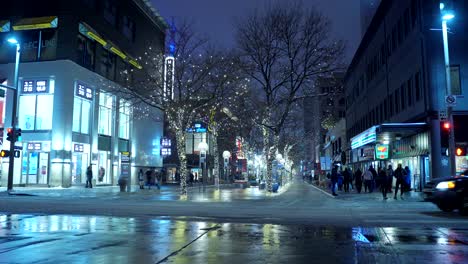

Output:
xmin=0 ymin=214 xmax=467 ymax=264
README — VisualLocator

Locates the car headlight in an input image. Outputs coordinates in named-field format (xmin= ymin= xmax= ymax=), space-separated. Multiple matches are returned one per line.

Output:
xmin=435 ymin=181 xmax=456 ymax=190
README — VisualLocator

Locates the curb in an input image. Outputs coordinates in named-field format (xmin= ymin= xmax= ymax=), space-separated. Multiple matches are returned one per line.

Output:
xmin=307 ymin=182 xmax=335 ymax=198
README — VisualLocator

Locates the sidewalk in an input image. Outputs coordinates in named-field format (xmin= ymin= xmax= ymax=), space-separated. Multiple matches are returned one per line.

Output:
xmin=0 ymin=182 xmax=288 ymax=202
xmin=306 ymin=180 xmax=425 ymax=203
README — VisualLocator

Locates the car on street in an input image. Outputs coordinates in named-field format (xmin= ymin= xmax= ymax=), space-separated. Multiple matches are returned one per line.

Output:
xmin=424 ymin=173 xmax=468 ymax=215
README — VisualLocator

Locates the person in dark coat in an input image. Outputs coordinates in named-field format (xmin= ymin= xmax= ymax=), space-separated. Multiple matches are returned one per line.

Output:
xmin=378 ymin=167 xmax=388 ymax=199
xmin=387 ymin=165 xmax=394 ymax=193
xmin=394 ymin=164 xmax=407 ymax=199
xmin=369 ymin=165 xmax=377 ymax=192
xmin=343 ymin=168 xmax=352 ymax=192
xmin=85 ymin=165 xmax=93 ymax=188
xmin=146 ymin=169 xmax=152 ymax=189
xmin=354 ymin=168 xmax=363 ymax=193
xmin=331 ymin=165 xmax=339 ymax=196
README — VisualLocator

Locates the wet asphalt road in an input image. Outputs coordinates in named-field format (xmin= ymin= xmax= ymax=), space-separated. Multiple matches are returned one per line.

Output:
xmin=0 ymin=214 xmax=467 ymax=264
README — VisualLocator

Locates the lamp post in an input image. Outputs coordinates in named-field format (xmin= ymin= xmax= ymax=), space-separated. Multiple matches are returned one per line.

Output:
xmin=6 ymin=37 xmax=20 ymax=191
xmin=440 ymin=2 xmax=456 ymax=176
xmin=222 ymin=150 xmax=231 ymax=182
xmin=198 ymin=141 xmax=208 ymax=187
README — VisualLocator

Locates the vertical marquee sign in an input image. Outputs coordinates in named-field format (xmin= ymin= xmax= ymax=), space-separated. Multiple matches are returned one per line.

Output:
xmin=163 ymin=56 xmax=175 ymax=100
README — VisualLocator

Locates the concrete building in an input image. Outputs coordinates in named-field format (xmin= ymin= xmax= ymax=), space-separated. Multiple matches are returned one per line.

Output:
xmin=360 ymin=0 xmax=383 ymax=35
xmin=0 ymin=0 xmax=167 ymax=187
xmin=345 ymin=0 xmax=468 ymax=190
xmin=303 ymin=73 xmax=345 ymax=176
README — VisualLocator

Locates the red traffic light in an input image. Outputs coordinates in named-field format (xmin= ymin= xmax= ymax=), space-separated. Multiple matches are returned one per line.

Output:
xmin=443 ymin=122 xmax=450 ymax=130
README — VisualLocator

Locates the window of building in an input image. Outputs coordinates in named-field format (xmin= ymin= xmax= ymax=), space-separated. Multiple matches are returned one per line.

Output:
xmin=98 ymin=92 xmax=114 ymax=135
xmin=450 ymin=65 xmax=462 ymax=95
xmin=400 ymin=85 xmax=406 ymax=111
xmin=394 ymin=91 xmax=399 ymax=114
xmin=415 ymin=72 xmax=421 ymax=101
xmin=411 ymin=0 xmax=418 ymax=27
xmin=119 ymin=99 xmax=131 ymax=139
xmin=121 ymin=15 xmax=135 ymax=41
xmin=404 ymin=9 xmax=410 ymax=36
xmin=103 ymin=0 xmax=117 ymax=26
xmin=407 ymin=79 xmax=413 ymax=107
xmin=77 ymin=34 xmax=96 ymax=70
xmin=398 ymin=19 xmax=404 ymax=44
xmin=18 ymin=80 xmax=54 ymax=130
xmin=392 ymin=27 xmax=398 ymax=53
xmin=100 ymin=48 xmax=116 ymax=80
xmin=73 ymin=83 xmax=93 ymax=134
xmin=384 ymin=99 xmax=388 ymax=120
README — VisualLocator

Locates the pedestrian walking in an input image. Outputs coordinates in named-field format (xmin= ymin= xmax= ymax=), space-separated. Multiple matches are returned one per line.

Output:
xmin=404 ymin=166 xmax=411 ymax=192
xmin=343 ymin=168 xmax=352 ymax=193
xmin=154 ymin=169 xmax=161 ymax=190
xmin=85 ymin=165 xmax=93 ymax=188
xmin=378 ymin=167 xmax=388 ymax=199
xmin=369 ymin=165 xmax=377 ymax=192
xmin=363 ymin=167 xmax=374 ymax=193
xmin=146 ymin=169 xmax=152 ymax=189
xmin=138 ymin=169 xmax=145 ymax=189
xmin=331 ymin=165 xmax=339 ymax=196
xmin=394 ymin=164 xmax=406 ymax=199
xmin=354 ymin=168 xmax=363 ymax=193
xmin=386 ymin=165 xmax=394 ymax=193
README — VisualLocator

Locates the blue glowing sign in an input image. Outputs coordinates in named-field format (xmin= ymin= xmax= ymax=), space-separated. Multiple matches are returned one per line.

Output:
xmin=351 ymin=126 xmax=377 ymax=149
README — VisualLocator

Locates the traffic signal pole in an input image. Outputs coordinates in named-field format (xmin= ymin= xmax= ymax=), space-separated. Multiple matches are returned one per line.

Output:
xmin=7 ymin=44 xmax=20 ymax=191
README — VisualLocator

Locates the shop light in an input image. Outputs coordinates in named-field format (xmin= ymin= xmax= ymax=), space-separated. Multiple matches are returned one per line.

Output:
xmin=110 ymin=47 xmax=127 ymax=60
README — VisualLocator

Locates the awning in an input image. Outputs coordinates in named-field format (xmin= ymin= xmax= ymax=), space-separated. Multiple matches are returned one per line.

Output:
xmin=13 ymin=16 xmax=58 ymax=31
xmin=0 ymin=20 xmax=10 ymax=32
xmin=376 ymin=123 xmax=428 ymax=142
xmin=351 ymin=123 xmax=428 ymax=150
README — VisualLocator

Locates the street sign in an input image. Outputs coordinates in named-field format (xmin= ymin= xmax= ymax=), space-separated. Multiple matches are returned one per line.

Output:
xmin=445 ymin=95 xmax=456 ymax=106
xmin=439 ymin=110 xmax=447 ymax=121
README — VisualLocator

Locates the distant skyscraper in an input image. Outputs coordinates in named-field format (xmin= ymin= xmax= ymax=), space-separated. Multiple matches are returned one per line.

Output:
xmin=360 ymin=0 xmax=382 ymax=35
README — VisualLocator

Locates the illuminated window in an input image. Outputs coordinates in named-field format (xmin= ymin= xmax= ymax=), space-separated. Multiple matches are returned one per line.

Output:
xmin=98 ymin=92 xmax=113 ymax=135
xmin=73 ymin=83 xmax=93 ymax=134
xmin=18 ymin=80 xmax=54 ymax=130
xmin=118 ymin=99 xmax=131 ymax=139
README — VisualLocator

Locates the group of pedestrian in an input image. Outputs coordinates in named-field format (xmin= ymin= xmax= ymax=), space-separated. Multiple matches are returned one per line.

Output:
xmin=329 ymin=164 xmax=412 ymax=200
xmin=138 ymin=168 xmax=160 ymax=190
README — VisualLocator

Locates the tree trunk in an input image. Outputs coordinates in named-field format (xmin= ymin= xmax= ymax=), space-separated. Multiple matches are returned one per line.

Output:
xmin=212 ymin=128 xmax=220 ymax=189
xmin=175 ymin=129 xmax=188 ymax=196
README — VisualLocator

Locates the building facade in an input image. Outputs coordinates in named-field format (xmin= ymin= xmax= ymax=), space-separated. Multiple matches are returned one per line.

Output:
xmin=345 ymin=0 xmax=468 ymax=190
xmin=0 ymin=0 xmax=167 ymax=187
xmin=303 ymin=73 xmax=345 ymax=176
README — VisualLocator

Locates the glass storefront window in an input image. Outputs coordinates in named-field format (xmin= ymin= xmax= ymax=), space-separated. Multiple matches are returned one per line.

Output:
xmin=73 ymin=97 xmax=91 ymax=134
xmin=119 ymin=99 xmax=130 ymax=139
xmin=19 ymin=94 xmax=54 ymax=130
xmin=98 ymin=92 xmax=113 ymax=135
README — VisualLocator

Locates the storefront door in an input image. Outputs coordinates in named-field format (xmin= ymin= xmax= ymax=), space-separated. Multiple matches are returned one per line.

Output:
xmin=72 ymin=153 xmax=88 ymax=185
xmin=21 ymin=152 xmax=49 ymax=185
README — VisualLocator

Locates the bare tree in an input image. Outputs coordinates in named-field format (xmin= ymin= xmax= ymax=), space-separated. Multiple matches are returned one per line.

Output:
xmin=122 ymin=21 xmax=236 ymax=195
xmin=235 ymin=1 xmax=344 ymax=191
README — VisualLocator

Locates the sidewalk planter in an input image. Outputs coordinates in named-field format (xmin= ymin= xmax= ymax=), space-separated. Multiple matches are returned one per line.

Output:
xmin=272 ymin=183 xmax=279 ymax=193
xmin=118 ymin=178 xmax=127 ymax=192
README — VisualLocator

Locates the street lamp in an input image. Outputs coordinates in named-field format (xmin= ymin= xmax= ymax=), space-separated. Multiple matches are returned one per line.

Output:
xmin=440 ymin=2 xmax=456 ymax=176
xmin=198 ymin=141 xmax=209 ymax=186
xmin=6 ymin=37 xmax=21 ymax=191
xmin=222 ymin=150 xmax=231 ymax=182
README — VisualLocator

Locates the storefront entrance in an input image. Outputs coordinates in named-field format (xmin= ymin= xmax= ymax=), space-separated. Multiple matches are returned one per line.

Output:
xmin=71 ymin=152 xmax=88 ymax=185
xmin=21 ymin=152 xmax=49 ymax=185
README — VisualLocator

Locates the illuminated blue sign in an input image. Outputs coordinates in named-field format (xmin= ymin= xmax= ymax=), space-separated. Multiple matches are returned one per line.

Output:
xmin=351 ymin=126 xmax=377 ymax=150
xmin=187 ymin=122 xmax=207 ymax=133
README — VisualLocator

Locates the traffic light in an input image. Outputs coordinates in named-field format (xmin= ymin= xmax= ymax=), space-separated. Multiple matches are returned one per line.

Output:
xmin=0 ymin=150 xmax=10 ymax=157
xmin=440 ymin=122 xmax=450 ymax=152
xmin=6 ymin=128 xmax=13 ymax=142
xmin=456 ymin=147 xmax=466 ymax=156
xmin=15 ymin=128 xmax=22 ymax=142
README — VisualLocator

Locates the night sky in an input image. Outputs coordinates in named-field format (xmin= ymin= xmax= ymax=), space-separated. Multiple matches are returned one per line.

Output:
xmin=151 ymin=0 xmax=361 ymax=62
